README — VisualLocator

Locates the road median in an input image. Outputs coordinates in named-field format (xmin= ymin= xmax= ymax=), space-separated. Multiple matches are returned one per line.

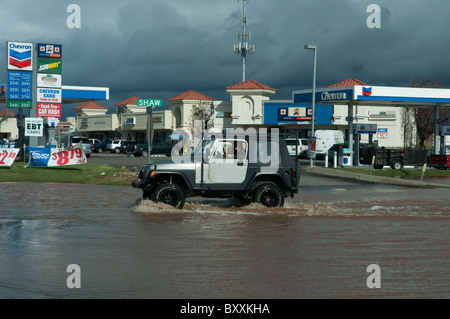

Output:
xmin=303 ymin=166 xmax=450 ymax=188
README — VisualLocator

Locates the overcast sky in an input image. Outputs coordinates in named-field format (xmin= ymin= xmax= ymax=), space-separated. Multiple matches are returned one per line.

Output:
xmin=1 ymin=0 xmax=450 ymax=117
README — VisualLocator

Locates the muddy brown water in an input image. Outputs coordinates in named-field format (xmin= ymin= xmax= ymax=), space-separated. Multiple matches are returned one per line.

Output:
xmin=1 ymin=179 xmax=449 ymax=298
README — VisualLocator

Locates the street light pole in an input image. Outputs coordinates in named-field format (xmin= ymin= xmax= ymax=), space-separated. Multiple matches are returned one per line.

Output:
xmin=304 ymin=44 xmax=317 ymax=167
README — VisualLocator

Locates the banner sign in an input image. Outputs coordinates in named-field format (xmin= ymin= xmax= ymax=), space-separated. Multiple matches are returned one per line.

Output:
xmin=25 ymin=118 xmax=44 ymax=136
xmin=37 ymin=88 xmax=61 ymax=103
xmin=0 ymin=148 xmax=19 ymax=167
xmin=37 ymin=73 xmax=62 ymax=88
xmin=7 ymin=42 xmax=33 ymax=71
xmin=37 ymin=43 xmax=62 ymax=58
xmin=37 ymin=58 xmax=62 ymax=74
xmin=37 ymin=102 xmax=61 ymax=117
xmin=7 ymin=71 xmax=32 ymax=100
xmin=27 ymin=144 xmax=86 ymax=167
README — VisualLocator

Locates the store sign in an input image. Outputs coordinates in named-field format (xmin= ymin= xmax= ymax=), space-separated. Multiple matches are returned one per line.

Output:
xmin=37 ymin=88 xmax=62 ymax=103
xmin=278 ymin=107 xmax=312 ymax=121
xmin=37 ymin=73 xmax=62 ymax=88
xmin=369 ymin=110 xmax=396 ymax=120
xmin=0 ymin=149 xmax=20 ymax=167
xmin=7 ymin=71 xmax=32 ymax=100
xmin=7 ymin=42 xmax=33 ymax=71
xmin=320 ymin=91 xmax=349 ymax=101
xmin=37 ymin=102 xmax=61 ymax=117
xmin=25 ymin=118 xmax=44 ymax=137
xmin=37 ymin=58 xmax=62 ymax=74
xmin=37 ymin=43 xmax=62 ymax=58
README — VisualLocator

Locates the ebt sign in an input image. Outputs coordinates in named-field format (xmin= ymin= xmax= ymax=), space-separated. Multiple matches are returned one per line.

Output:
xmin=7 ymin=42 xmax=33 ymax=71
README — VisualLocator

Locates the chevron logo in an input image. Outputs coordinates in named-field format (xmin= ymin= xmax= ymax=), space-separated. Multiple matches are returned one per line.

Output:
xmin=8 ymin=42 xmax=33 ymax=70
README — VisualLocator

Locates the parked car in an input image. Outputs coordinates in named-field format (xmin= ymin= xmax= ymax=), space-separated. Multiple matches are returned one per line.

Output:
xmin=133 ymin=140 xmax=177 ymax=157
xmin=70 ymin=136 xmax=92 ymax=158
xmin=118 ymin=141 xmax=138 ymax=154
xmin=107 ymin=139 xmax=127 ymax=153
xmin=89 ymin=139 xmax=101 ymax=144
xmin=92 ymin=139 xmax=110 ymax=153
xmin=285 ymin=138 xmax=309 ymax=158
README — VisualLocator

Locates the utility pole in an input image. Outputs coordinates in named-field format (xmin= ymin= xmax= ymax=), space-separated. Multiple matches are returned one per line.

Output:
xmin=234 ymin=0 xmax=254 ymax=82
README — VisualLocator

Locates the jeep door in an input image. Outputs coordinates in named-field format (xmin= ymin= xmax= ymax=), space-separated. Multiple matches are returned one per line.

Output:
xmin=201 ymin=139 xmax=248 ymax=184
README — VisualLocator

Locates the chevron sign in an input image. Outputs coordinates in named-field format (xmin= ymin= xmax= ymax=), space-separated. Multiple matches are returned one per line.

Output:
xmin=7 ymin=42 xmax=33 ymax=71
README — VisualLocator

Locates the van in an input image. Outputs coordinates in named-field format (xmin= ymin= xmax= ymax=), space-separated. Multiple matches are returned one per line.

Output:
xmin=314 ymin=130 xmax=345 ymax=155
xmin=285 ymin=138 xmax=309 ymax=158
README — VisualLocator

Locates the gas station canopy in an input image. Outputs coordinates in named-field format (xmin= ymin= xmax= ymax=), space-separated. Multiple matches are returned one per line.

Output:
xmin=293 ymin=84 xmax=450 ymax=160
xmin=293 ymin=85 xmax=450 ymax=107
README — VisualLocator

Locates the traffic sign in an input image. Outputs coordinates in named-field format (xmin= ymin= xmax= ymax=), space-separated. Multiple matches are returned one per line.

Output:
xmin=137 ymin=99 xmax=162 ymax=107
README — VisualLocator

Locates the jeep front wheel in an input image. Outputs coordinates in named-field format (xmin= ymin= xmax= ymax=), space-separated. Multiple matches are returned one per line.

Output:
xmin=151 ymin=183 xmax=185 ymax=209
xmin=253 ymin=184 xmax=285 ymax=208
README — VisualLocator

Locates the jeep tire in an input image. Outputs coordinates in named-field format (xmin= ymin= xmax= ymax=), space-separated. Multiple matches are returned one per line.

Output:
xmin=253 ymin=183 xmax=285 ymax=207
xmin=151 ymin=183 xmax=185 ymax=209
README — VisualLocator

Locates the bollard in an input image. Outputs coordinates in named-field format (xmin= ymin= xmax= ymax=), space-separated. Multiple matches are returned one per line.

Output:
xmin=420 ymin=163 xmax=427 ymax=182
xmin=325 ymin=152 xmax=329 ymax=168
xmin=333 ymin=151 xmax=337 ymax=168
xmin=370 ymin=156 xmax=376 ymax=176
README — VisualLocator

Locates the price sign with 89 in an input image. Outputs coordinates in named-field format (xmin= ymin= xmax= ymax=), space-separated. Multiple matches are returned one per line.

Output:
xmin=51 ymin=148 xmax=85 ymax=166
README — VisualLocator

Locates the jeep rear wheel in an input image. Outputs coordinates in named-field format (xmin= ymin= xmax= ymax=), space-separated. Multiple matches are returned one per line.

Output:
xmin=151 ymin=183 xmax=185 ymax=209
xmin=141 ymin=149 xmax=149 ymax=157
xmin=253 ymin=184 xmax=285 ymax=208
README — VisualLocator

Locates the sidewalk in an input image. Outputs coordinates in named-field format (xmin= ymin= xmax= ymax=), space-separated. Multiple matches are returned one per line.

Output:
xmin=303 ymin=166 xmax=450 ymax=189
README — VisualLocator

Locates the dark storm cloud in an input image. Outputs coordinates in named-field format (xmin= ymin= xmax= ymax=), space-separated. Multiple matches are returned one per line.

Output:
xmin=2 ymin=0 xmax=450 ymax=114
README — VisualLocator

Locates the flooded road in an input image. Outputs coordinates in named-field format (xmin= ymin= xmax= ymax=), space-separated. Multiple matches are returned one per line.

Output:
xmin=1 ymin=177 xmax=449 ymax=299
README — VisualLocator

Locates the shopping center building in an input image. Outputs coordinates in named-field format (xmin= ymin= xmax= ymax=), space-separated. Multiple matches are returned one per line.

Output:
xmin=73 ymin=78 xmax=411 ymax=150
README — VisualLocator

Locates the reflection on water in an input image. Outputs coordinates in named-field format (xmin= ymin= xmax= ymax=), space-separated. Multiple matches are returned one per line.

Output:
xmin=1 ymin=182 xmax=449 ymax=298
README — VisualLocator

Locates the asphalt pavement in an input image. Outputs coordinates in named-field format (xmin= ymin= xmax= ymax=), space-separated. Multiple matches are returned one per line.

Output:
xmin=88 ymin=152 xmax=450 ymax=189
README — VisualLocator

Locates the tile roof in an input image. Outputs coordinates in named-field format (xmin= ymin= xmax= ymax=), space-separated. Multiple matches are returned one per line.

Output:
xmin=0 ymin=109 xmax=16 ymax=117
xmin=115 ymin=96 xmax=142 ymax=106
xmin=226 ymin=80 xmax=276 ymax=91
xmin=73 ymin=101 xmax=108 ymax=110
xmin=328 ymin=78 xmax=369 ymax=88
xmin=168 ymin=89 xmax=214 ymax=101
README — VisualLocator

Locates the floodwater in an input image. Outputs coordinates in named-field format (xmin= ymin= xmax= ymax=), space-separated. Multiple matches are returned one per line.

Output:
xmin=1 ymin=177 xmax=449 ymax=299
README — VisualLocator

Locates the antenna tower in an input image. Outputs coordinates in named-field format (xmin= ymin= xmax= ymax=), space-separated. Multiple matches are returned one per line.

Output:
xmin=233 ymin=0 xmax=254 ymax=82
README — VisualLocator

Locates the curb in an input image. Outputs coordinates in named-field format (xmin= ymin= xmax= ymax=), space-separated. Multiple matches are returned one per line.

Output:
xmin=303 ymin=166 xmax=450 ymax=189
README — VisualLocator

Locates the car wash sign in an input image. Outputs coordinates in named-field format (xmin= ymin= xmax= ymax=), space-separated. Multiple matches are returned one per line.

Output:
xmin=7 ymin=42 xmax=33 ymax=71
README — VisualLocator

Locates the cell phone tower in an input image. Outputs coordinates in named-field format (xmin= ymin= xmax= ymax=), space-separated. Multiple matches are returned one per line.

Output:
xmin=233 ymin=0 xmax=254 ymax=82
